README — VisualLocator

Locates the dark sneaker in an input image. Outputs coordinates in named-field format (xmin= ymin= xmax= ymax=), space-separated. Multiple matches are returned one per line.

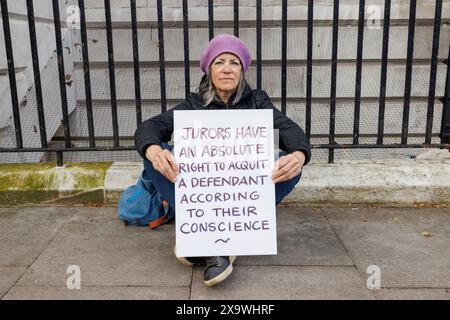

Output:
xmin=203 ymin=256 xmax=236 ymax=287
xmin=174 ymin=246 xmax=203 ymax=266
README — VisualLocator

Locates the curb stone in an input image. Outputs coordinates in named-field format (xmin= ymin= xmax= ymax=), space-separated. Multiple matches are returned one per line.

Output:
xmin=0 ymin=156 xmax=449 ymax=206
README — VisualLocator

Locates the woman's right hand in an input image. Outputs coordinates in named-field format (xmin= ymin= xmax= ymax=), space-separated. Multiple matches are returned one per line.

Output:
xmin=145 ymin=145 xmax=178 ymax=183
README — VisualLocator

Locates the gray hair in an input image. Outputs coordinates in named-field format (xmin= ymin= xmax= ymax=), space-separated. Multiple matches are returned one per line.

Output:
xmin=197 ymin=70 xmax=246 ymax=107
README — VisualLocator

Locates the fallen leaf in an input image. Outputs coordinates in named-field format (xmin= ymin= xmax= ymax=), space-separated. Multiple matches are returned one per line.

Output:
xmin=420 ymin=231 xmax=433 ymax=237
xmin=415 ymin=203 xmax=426 ymax=209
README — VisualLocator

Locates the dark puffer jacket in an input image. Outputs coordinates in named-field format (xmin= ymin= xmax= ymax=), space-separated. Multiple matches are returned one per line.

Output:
xmin=134 ymin=84 xmax=312 ymax=165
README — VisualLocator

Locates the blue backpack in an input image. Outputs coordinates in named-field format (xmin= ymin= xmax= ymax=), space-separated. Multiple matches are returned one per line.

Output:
xmin=118 ymin=171 xmax=174 ymax=229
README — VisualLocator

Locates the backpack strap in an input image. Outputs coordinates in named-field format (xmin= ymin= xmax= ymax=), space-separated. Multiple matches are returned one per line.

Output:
xmin=123 ymin=209 xmax=170 ymax=229
xmin=148 ymin=213 xmax=170 ymax=229
xmin=148 ymin=202 xmax=172 ymax=229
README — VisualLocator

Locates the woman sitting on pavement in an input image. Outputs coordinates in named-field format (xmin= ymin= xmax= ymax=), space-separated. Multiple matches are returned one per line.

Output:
xmin=134 ymin=34 xmax=311 ymax=287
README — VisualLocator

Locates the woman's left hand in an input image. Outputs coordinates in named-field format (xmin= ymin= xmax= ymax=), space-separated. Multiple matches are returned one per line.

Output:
xmin=272 ymin=151 xmax=306 ymax=183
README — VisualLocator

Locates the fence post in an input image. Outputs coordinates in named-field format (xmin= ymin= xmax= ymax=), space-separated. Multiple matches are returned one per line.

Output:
xmin=56 ymin=151 xmax=64 ymax=167
xmin=441 ymin=48 xmax=450 ymax=144
xmin=1 ymin=0 xmax=23 ymax=148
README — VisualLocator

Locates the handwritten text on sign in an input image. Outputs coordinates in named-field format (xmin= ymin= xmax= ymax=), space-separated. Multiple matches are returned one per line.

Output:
xmin=174 ymin=110 xmax=276 ymax=257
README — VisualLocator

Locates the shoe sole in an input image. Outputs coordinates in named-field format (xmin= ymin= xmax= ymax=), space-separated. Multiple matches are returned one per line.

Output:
xmin=174 ymin=246 xmax=195 ymax=266
xmin=204 ymin=256 xmax=236 ymax=287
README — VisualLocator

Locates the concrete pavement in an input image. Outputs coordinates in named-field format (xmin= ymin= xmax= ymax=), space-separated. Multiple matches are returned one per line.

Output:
xmin=0 ymin=205 xmax=449 ymax=300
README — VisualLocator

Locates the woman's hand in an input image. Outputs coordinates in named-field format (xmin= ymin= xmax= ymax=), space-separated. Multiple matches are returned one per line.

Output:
xmin=272 ymin=151 xmax=305 ymax=183
xmin=146 ymin=145 xmax=178 ymax=183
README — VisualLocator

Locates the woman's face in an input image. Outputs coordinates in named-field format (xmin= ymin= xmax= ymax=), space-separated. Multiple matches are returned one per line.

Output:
xmin=210 ymin=53 xmax=242 ymax=95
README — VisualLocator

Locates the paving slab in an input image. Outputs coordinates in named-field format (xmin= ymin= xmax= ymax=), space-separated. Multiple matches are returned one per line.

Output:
xmin=0 ymin=267 xmax=27 ymax=298
xmin=237 ymin=207 xmax=353 ymax=266
xmin=16 ymin=207 xmax=191 ymax=287
xmin=2 ymin=285 xmax=189 ymax=300
xmin=0 ymin=207 xmax=73 ymax=266
xmin=373 ymin=288 xmax=450 ymax=300
xmin=2 ymin=206 xmax=448 ymax=299
xmin=324 ymin=207 xmax=450 ymax=288
xmin=191 ymin=266 xmax=375 ymax=300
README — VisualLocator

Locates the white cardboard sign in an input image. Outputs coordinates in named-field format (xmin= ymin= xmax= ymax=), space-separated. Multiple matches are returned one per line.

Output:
xmin=174 ymin=110 xmax=276 ymax=257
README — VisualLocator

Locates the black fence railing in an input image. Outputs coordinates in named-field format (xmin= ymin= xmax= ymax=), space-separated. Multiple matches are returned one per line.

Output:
xmin=1 ymin=0 xmax=449 ymax=166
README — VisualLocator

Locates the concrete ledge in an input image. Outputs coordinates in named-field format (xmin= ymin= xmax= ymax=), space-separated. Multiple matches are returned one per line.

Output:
xmin=0 ymin=153 xmax=449 ymax=206
xmin=0 ymin=163 xmax=112 ymax=205
xmin=284 ymin=159 xmax=450 ymax=206
xmin=104 ymin=162 xmax=142 ymax=204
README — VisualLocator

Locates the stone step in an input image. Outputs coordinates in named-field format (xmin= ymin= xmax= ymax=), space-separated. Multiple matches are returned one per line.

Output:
xmin=81 ymin=0 xmax=450 ymax=25
xmin=73 ymin=62 xmax=448 ymax=101
xmin=70 ymin=25 xmax=450 ymax=63
xmin=53 ymin=98 xmax=443 ymax=139
xmin=44 ymin=135 xmax=442 ymax=163
xmin=46 ymin=96 xmax=444 ymax=163
xmin=0 ymin=38 xmax=79 ymax=163
xmin=0 ymin=72 xmax=30 ymax=130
